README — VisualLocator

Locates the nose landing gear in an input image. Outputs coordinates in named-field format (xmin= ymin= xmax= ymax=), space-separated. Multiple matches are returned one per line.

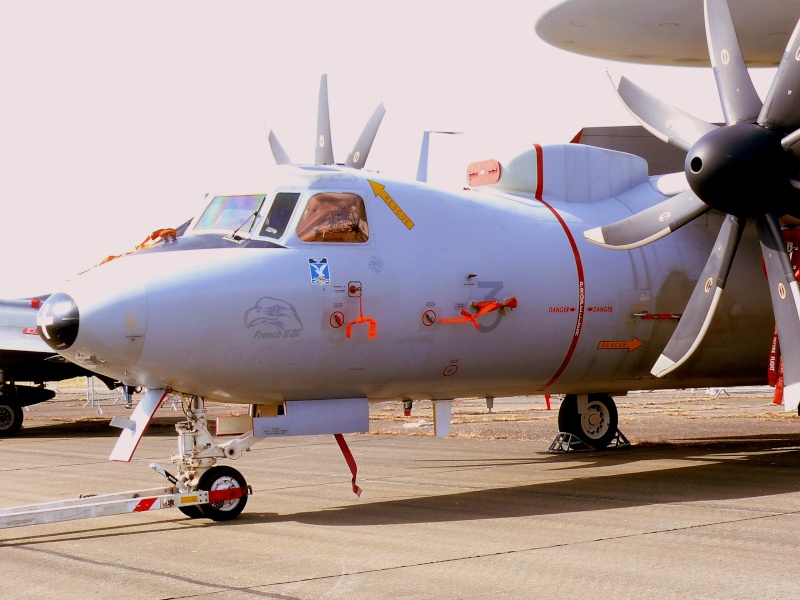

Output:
xmin=139 ymin=393 xmax=258 ymax=521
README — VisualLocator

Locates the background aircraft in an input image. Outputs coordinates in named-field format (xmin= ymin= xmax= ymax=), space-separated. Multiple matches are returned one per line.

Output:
xmin=0 ymin=297 xmax=120 ymax=435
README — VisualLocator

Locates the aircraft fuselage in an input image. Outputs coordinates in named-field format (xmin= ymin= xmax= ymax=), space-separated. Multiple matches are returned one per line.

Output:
xmin=38 ymin=152 xmax=774 ymax=405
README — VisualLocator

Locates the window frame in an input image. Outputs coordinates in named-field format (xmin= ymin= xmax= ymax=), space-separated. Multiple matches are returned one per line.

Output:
xmin=192 ymin=194 xmax=267 ymax=235
xmin=294 ymin=191 xmax=370 ymax=244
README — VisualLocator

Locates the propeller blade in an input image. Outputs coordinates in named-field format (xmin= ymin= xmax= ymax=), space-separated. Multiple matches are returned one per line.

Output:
xmin=345 ymin=103 xmax=386 ymax=169
xmin=704 ymin=0 xmax=762 ymax=125
xmin=758 ymin=18 xmax=800 ymax=134
xmin=758 ymin=212 xmax=800 ymax=412
xmin=315 ymin=74 xmax=335 ymax=166
xmin=615 ymin=76 xmax=718 ymax=152
xmin=267 ymin=130 xmax=292 ymax=165
xmin=651 ymin=214 xmax=743 ymax=377
xmin=584 ymin=190 xmax=709 ymax=250
xmin=416 ymin=131 xmax=431 ymax=182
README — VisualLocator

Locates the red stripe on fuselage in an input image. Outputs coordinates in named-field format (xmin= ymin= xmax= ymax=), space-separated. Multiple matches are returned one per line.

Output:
xmin=533 ymin=144 xmax=586 ymax=390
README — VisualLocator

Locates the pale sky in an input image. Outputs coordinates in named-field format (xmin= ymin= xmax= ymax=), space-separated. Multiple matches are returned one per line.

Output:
xmin=0 ymin=0 xmax=778 ymax=296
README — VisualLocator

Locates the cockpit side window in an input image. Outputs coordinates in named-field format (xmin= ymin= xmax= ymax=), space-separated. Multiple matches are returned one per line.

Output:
xmin=195 ymin=195 xmax=266 ymax=232
xmin=296 ymin=193 xmax=369 ymax=243
xmin=259 ymin=192 xmax=300 ymax=239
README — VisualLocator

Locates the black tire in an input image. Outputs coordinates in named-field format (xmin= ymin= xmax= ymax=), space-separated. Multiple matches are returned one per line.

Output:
xmin=0 ymin=401 xmax=23 ymax=438
xmin=197 ymin=466 xmax=248 ymax=521
xmin=178 ymin=505 xmax=204 ymax=519
xmin=558 ymin=393 xmax=618 ymax=449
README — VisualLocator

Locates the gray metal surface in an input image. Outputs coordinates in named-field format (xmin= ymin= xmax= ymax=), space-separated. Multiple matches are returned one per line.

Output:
xmin=584 ymin=189 xmax=709 ymax=249
xmin=705 ymin=0 xmax=763 ymax=124
xmin=758 ymin=19 xmax=800 ymax=132
xmin=615 ymin=76 xmax=718 ymax=152
xmin=653 ymin=213 xmax=743 ymax=376
xmin=315 ymin=75 xmax=335 ymax=166
xmin=576 ymin=125 xmax=688 ymax=176
xmin=344 ymin=103 xmax=386 ymax=169
xmin=536 ymin=0 xmax=800 ymax=66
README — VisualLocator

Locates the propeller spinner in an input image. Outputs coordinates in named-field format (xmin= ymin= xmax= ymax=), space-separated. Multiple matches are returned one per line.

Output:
xmin=267 ymin=74 xmax=385 ymax=170
xmin=584 ymin=0 xmax=800 ymax=410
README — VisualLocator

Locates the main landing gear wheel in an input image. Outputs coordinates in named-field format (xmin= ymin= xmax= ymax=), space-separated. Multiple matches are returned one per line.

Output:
xmin=197 ymin=465 xmax=248 ymax=521
xmin=558 ymin=393 xmax=618 ymax=449
xmin=0 ymin=401 xmax=22 ymax=438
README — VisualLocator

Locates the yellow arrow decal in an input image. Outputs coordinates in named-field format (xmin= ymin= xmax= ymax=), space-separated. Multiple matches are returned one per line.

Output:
xmin=597 ymin=338 xmax=643 ymax=352
xmin=368 ymin=180 xmax=414 ymax=230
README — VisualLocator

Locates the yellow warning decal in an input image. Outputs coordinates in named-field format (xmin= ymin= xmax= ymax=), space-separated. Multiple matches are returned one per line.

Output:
xmin=368 ymin=180 xmax=414 ymax=230
xmin=180 ymin=495 xmax=199 ymax=504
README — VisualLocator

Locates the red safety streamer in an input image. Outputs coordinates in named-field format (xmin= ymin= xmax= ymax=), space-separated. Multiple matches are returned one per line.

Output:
xmin=441 ymin=297 xmax=518 ymax=329
xmin=768 ymin=323 xmax=780 ymax=388
xmin=774 ymin=357 xmax=785 ymax=406
xmin=346 ymin=294 xmax=377 ymax=339
xmin=334 ymin=433 xmax=362 ymax=497
xmin=91 ymin=228 xmax=178 ymax=270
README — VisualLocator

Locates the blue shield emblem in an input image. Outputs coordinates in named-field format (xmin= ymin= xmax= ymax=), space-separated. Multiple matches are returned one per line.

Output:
xmin=309 ymin=258 xmax=331 ymax=285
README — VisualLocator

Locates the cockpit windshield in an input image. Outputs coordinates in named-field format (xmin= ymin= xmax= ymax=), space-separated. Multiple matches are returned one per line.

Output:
xmin=259 ymin=192 xmax=301 ymax=239
xmin=194 ymin=194 xmax=266 ymax=232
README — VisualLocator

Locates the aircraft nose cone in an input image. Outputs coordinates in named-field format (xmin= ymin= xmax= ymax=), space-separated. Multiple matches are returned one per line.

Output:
xmin=37 ymin=293 xmax=80 ymax=351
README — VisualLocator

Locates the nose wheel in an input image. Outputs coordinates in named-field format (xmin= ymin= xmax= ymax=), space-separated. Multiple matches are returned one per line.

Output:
xmin=557 ymin=393 xmax=619 ymax=449
xmin=196 ymin=466 xmax=248 ymax=521
xmin=178 ymin=465 xmax=250 ymax=520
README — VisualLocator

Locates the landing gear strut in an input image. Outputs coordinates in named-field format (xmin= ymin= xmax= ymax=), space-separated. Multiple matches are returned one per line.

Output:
xmin=558 ymin=393 xmax=619 ymax=449
xmin=166 ymin=395 xmax=258 ymax=520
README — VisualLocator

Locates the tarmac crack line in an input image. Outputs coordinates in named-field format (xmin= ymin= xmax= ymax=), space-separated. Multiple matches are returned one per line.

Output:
xmin=10 ymin=545 xmax=297 ymax=599
xmin=0 ymin=460 xmax=116 ymax=473
xmin=165 ymin=507 xmax=800 ymax=597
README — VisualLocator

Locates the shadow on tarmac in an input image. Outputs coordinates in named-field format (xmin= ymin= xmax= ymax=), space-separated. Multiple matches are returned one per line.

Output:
xmin=255 ymin=432 xmax=800 ymax=528
xmin=3 ymin=433 xmax=800 ymax=544
xmin=5 ymin=417 xmax=184 ymax=438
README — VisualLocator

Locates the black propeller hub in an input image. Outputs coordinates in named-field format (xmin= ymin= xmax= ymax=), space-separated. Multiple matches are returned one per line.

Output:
xmin=685 ymin=123 xmax=792 ymax=218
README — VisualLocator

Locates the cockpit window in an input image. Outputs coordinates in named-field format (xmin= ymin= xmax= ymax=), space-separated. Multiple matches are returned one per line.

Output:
xmin=296 ymin=193 xmax=369 ymax=243
xmin=259 ymin=192 xmax=300 ymax=239
xmin=194 ymin=194 xmax=266 ymax=232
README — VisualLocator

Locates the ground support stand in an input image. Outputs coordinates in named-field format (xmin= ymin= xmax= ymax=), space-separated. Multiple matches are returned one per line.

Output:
xmin=548 ymin=428 xmax=631 ymax=454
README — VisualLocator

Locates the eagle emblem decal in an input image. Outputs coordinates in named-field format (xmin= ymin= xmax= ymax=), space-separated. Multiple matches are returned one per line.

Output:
xmin=245 ymin=297 xmax=303 ymax=340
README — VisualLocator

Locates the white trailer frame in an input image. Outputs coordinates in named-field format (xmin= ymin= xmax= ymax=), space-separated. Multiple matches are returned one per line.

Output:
xmin=0 ymin=482 xmax=250 ymax=529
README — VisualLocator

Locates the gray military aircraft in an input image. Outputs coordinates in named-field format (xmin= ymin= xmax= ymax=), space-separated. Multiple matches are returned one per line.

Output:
xmin=28 ymin=1 xmax=800 ymax=521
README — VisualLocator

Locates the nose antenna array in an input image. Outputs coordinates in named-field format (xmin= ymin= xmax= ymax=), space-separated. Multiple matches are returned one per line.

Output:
xmin=267 ymin=74 xmax=386 ymax=170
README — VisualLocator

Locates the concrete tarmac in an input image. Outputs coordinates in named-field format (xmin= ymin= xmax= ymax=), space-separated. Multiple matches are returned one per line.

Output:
xmin=2 ymin=393 xmax=800 ymax=599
